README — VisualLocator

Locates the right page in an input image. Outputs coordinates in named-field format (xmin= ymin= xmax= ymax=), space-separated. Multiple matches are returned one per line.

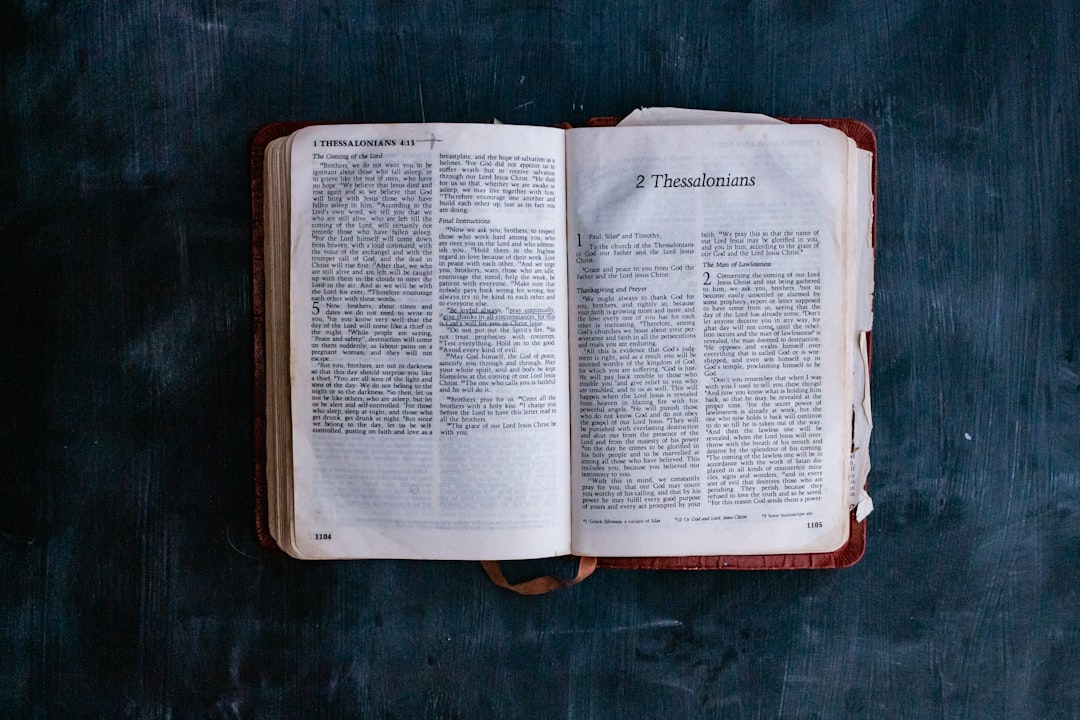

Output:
xmin=566 ymin=122 xmax=856 ymax=557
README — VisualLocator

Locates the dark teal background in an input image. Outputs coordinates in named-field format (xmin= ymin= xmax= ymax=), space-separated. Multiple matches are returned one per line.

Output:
xmin=3 ymin=2 xmax=1078 ymax=717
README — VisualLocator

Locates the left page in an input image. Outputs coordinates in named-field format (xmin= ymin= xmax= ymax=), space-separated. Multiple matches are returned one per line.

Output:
xmin=284 ymin=123 xmax=571 ymax=559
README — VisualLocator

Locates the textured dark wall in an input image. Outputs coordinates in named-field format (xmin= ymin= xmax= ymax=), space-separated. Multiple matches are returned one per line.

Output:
xmin=3 ymin=2 xmax=1079 ymax=717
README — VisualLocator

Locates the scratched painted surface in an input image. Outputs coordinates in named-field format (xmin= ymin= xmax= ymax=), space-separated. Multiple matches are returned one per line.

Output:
xmin=2 ymin=1 xmax=1078 ymax=717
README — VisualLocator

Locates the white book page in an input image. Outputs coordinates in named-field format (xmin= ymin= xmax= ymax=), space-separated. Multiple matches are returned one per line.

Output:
xmin=287 ymin=123 xmax=571 ymax=559
xmin=624 ymin=108 xmax=875 ymax=516
xmin=566 ymin=123 xmax=854 ymax=557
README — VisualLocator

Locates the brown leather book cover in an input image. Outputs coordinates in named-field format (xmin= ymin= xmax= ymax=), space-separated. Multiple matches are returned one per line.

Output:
xmin=251 ymin=121 xmax=309 ymax=549
xmin=251 ymin=115 xmax=876 ymax=569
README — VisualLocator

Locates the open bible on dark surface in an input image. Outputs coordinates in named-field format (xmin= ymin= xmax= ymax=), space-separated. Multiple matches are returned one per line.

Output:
xmin=253 ymin=109 xmax=875 ymax=567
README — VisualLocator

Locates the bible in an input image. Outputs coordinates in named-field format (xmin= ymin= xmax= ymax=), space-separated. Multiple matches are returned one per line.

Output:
xmin=253 ymin=109 xmax=875 ymax=568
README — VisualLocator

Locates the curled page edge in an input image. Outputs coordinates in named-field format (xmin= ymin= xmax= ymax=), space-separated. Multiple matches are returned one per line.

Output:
xmin=850 ymin=332 xmax=873 ymax=518
xmin=849 ymin=148 xmax=874 ymax=519
xmin=855 ymin=492 xmax=874 ymax=523
xmin=618 ymin=107 xmax=786 ymax=126
xmin=854 ymin=149 xmax=875 ymax=333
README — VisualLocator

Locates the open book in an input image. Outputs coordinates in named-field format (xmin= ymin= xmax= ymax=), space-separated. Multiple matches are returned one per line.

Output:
xmin=254 ymin=109 xmax=875 ymax=566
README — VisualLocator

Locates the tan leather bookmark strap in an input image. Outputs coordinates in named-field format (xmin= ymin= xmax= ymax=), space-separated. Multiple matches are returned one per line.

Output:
xmin=480 ymin=556 xmax=598 ymax=595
